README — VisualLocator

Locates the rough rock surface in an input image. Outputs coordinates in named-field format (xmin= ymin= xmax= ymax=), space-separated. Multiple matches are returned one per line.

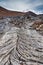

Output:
xmin=0 ymin=16 xmax=43 ymax=65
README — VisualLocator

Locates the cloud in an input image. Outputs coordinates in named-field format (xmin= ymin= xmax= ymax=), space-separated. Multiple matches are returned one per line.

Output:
xmin=0 ymin=0 xmax=33 ymax=11
xmin=0 ymin=0 xmax=43 ymax=14
xmin=35 ymin=5 xmax=43 ymax=11
xmin=34 ymin=5 xmax=43 ymax=14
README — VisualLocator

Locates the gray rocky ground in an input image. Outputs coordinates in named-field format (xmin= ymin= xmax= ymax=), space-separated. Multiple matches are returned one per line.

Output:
xmin=0 ymin=16 xmax=43 ymax=65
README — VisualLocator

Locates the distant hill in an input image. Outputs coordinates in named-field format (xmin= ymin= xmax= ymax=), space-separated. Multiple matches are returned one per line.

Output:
xmin=0 ymin=6 xmax=25 ymax=16
xmin=25 ymin=11 xmax=37 ymax=17
xmin=0 ymin=6 xmax=43 ymax=18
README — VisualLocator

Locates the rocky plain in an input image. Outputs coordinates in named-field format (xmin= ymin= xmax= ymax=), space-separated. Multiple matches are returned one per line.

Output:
xmin=0 ymin=7 xmax=43 ymax=65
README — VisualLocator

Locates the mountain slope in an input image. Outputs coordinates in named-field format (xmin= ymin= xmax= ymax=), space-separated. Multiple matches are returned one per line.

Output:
xmin=0 ymin=6 xmax=25 ymax=16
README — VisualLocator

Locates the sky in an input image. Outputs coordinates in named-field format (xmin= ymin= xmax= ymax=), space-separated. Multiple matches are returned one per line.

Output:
xmin=0 ymin=0 xmax=43 ymax=14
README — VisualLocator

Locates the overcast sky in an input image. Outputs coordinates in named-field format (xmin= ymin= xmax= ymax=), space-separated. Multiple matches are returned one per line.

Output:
xmin=0 ymin=0 xmax=43 ymax=14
